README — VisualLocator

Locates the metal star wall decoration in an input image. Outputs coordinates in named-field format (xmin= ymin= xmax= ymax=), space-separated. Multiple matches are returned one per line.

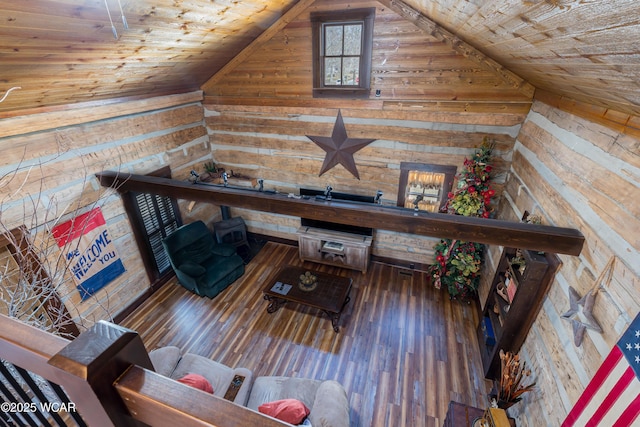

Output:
xmin=306 ymin=110 xmax=375 ymax=180
xmin=561 ymin=286 xmax=603 ymax=347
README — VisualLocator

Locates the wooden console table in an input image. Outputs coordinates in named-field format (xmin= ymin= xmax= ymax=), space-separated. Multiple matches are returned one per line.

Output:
xmin=296 ymin=227 xmax=372 ymax=273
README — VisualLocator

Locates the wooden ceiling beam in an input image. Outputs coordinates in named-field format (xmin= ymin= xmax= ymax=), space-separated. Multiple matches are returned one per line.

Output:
xmin=97 ymin=171 xmax=584 ymax=256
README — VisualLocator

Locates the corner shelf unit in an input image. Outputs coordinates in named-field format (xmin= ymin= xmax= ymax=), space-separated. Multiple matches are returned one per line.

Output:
xmin=297 ymin=227 xmax=372 ymax=273
xmin=476 ymin=247 xmax=560 ymax=380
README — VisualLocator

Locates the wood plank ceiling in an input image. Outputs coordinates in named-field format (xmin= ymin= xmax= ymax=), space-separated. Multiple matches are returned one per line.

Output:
xmin=0 ymin=0 xmax=639 ymax=116
xmin=0 ymin=0 xmax=296 ymax=114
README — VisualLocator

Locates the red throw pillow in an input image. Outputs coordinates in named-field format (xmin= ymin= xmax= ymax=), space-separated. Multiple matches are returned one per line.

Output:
xmin=177 ymin=373 xmax=214 ymax=394
xmin=258 ymin=399 xmax=310 ymax=424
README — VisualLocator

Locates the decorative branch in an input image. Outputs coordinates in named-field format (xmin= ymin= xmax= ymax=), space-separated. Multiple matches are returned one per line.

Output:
xmin=495 ymin=350 xmax=536 ymax=406
xmin=0 ymin=133 xmax=125 ymax=338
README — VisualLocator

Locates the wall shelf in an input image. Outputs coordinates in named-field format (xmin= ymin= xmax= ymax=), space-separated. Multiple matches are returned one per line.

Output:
xmin=476 ymin=247 xmax=560 ymax=379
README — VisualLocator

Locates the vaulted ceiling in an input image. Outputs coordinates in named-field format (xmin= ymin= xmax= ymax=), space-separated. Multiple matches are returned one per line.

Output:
xmin=1 ymin=0 xmax=639 ymax=117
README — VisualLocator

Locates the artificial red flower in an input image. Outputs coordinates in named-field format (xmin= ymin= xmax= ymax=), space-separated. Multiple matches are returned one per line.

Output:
xmin=432 ymin=137 xmax=495 ymax=301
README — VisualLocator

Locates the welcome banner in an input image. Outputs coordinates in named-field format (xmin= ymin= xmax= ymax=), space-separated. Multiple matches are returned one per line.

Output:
xmin=51 ymin=207 xmax=125 ymax=300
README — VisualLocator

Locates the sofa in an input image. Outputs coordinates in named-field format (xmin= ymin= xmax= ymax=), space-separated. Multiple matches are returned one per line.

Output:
xmin=162 ymin=220 xmax=245 ymax=298
xmin=149 ymin=346 xmax=350 ymax=427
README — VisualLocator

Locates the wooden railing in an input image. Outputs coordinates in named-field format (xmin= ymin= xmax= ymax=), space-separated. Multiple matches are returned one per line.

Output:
xmin=0 ymin=313 xmax=85 ymax=426
xmin=0 ymin=314 xmax=286 ymax=427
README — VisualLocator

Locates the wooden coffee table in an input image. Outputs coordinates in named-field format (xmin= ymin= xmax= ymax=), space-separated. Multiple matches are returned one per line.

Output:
xmin=262 ymin=265 xmax=352 ymax=332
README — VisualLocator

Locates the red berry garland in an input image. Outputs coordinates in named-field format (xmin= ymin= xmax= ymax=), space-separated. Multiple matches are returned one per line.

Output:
xmin=432 ymin=137 xmax=496 ymax=300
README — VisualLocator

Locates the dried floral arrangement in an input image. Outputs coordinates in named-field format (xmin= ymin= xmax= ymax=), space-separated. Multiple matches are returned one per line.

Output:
xmin=492 ymin=350 xmax=536 ymax=408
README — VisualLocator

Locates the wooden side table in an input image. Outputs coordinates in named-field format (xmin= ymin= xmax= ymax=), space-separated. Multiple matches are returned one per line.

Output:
xmin=443 ymin=401 xmax=485 ymax=427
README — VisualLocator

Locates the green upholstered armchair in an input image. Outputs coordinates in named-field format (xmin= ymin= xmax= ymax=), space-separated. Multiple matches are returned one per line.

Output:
xmin=162 ymin=220 xmax=245 ymax=298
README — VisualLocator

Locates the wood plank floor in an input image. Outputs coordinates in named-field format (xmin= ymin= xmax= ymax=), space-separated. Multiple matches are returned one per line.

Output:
xmin=120 ymin=242 xmax=492 ymax=426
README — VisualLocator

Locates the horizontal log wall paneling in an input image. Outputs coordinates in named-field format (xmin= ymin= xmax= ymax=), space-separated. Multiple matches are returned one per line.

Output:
xmin=535 ymin=89 xmax=640 ymax=141
xmin=0 ymin=92 xmax=209 ymax=331
xmin=0 ymin=92 xmax=204 ymax=138
xmin=200 ymin=0 xmax=536 ymax=264
xmin=202 ymin=0 xmax=533 ymax=105
xmin=202 ymin=103 xmax=528 ymax=264
xmin=493 ymin=100 xmax=640 ymax=426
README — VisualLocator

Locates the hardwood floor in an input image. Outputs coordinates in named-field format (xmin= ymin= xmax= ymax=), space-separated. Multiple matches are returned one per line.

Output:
xmin=121 ymin=242 xmax=492 ymax=426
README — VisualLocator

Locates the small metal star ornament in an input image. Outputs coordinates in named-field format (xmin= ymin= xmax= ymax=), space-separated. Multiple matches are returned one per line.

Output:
xmin=306 ymin=110 xmax=375 ymax=180
xmin=561 ymin=257 xmax=616 ymax=347
xmin=561 ymin=286 xmax=603 ymax=346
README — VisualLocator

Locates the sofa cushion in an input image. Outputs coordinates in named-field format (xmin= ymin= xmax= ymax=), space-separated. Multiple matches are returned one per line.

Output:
xmin=200 ymin=254 xmax=244 ymax=288
xmin=149 ymin=346 xmax=181 ymax=377
xmin=247 ymin=376 xmax=321 ymax=412
xmin=248 ymin=376 xmax=350 ymax=427
xmin=177 ymin=373 xmax=214 ymax=394
xmin=308 ymin=380 xmax=350 ymax=427
xmin=163 ymin=221 xmax=217 ymax=264
xmin=172 ymin=353 xmax=253 ymax=406
xmin=210 ymin=242 xmax=237 ymax=257
xmin=259 ymin=399 xmax=310 ymax=425
xmin=179 ymin=261 xmax=206 ymax=276
xmin=176 ymin=237 xmax=217 ymax=264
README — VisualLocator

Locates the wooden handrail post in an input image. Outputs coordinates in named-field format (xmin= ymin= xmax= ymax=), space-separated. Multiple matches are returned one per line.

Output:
xmin=48 ymin=320 xmax=154 ymax=427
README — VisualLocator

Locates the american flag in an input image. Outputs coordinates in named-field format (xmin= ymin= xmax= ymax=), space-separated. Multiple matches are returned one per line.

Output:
xmin=562 ymin=312 xmax=640 ymax=426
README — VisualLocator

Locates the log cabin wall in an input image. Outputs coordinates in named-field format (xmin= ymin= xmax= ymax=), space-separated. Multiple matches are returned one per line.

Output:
xmin=0 ymin=2 xmax=635 ymax=424
xmin=0 ymin=91 xmax=212 ymax=330
xmin=477 ymin=97 xmax=640 ymax=425
xmin=202 ymin=0 xmax=533 ymax=265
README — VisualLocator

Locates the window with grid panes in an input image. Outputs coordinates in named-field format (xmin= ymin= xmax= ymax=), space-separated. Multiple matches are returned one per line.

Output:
xmin=311 ymin=8 xmax=375 ymax=98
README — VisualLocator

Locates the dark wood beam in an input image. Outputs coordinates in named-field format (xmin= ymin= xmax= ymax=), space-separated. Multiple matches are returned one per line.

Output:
xmin=97 ymin=171 xmax=584 ymax=256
